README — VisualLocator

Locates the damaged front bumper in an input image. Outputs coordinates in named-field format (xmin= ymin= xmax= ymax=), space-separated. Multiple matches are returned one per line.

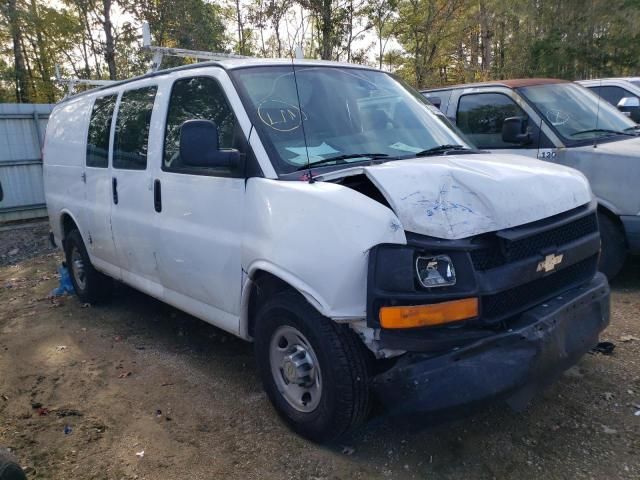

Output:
xmin=372 ymin=272 xmax=610 ymax=414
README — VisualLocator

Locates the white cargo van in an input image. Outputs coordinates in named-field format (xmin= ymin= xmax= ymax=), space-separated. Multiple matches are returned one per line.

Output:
xmin=44 ymin=60 xmax=609 ymax=441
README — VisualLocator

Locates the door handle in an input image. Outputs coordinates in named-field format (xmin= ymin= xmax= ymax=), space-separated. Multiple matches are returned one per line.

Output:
xmin=154 ymin=179 xmax=162 ymax=213
xmin=112 ymin=177 xmax=118 ymax=204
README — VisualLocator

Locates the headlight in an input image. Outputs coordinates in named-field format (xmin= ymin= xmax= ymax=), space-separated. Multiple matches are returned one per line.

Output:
xmin=415 ymin=255 xmax=456 ymax=288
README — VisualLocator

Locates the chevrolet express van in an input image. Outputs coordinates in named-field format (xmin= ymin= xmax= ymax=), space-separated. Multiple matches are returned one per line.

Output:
xmin=423 ymin=79 xmax=640 ymax=278
xmin=578 ymin=78 xmax=640 ymax=123
xmin=44 ymin=60 xmax=609 ymax=441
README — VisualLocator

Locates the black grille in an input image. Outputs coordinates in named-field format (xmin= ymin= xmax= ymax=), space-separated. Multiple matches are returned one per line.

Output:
xmin=481 ymin=255 xmax=597 ymax=321
xmin=471 ymin=212 xmax=598 ymax=270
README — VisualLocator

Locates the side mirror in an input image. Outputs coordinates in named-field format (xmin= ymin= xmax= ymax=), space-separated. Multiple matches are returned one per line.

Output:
xmin=179 ymin=119 xmax=241 ymax=170
xmin=428 ymin=96 xmax=442 ymax=109
xmin=502 ymin=116 xmax=532 ymax=145
xmin=616 ymin=96 xmax=640 ymax=121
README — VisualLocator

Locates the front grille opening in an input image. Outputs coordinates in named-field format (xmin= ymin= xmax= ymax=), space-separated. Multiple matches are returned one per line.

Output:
xmin=471 ymin=212 xmax=598 ymax=270
xmin=481 ymin=255 xmax=597 ymax=321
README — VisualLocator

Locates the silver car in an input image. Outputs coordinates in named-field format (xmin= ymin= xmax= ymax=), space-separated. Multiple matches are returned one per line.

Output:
xmin=423 ymin=79 xmax=640 ymax=278
xmin=577 ymin=78 xmax=640 ymax=123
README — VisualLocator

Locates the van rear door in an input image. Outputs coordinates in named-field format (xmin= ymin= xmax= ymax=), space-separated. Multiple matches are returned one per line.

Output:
xmin=84 ymin=93 xmax=120 ymax=275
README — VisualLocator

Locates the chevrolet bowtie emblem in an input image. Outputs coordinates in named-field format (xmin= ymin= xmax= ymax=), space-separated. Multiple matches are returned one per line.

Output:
xmin=537 ymin=253 xmax=564 ymax=273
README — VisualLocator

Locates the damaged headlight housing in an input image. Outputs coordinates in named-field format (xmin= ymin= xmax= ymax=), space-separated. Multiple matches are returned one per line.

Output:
xmin=415 ymin=254 xmax=456 ymax=288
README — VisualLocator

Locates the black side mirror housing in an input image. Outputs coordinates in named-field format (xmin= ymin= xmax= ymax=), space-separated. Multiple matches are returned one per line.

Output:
xmin=502 ymin=116 xmax=532 ymax=145
xmin=179 ymin=119 xmax=241 ymax=170
xmin=427 ymin=96 xmax=442 ymax=109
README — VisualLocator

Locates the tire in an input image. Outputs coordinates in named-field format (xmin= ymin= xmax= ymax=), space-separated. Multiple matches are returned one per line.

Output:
xmin=64 ymin=229 xmax=113 ymax=303
xmin=0 ymin=451 xmax=26 ymax=480
xmin=597 ymin=212 xmax=627 ymax=280
xmin=254 ymin=291 xmax=371 ymax=442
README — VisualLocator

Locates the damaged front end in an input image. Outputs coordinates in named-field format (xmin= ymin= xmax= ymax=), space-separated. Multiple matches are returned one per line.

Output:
xmin=363 ymin=199 xmax=611 ymax=414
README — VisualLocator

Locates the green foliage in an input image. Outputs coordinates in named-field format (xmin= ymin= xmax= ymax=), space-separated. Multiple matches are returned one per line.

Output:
xmin=1 ymin=0 xmax=640 ymax=101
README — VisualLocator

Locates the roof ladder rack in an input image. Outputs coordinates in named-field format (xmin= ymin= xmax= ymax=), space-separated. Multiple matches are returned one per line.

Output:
xmin=141 ymin=22 xmax=249 ymax=72
xmin=54 ymin=65 xmax=116 ymax=97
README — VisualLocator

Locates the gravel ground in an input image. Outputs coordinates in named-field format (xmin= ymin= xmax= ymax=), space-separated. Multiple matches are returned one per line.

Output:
xmin=0 ymin=222 xmax=638 ymax=479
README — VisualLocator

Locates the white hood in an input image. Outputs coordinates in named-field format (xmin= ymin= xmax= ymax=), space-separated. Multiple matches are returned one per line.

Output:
xmin=320 ymin=154 xmax=592 ymax=240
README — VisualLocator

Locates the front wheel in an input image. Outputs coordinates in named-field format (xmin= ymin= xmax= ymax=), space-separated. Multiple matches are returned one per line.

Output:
xmin=254 ymin=292 xmax=371 ymax=442
xmin=597 ymin=213 xmax=627 ymax=280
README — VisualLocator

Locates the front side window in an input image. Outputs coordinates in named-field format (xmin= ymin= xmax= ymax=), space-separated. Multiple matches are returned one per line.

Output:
xmin=456 ymin=93 xmax=527 ymax=149
xmin=589 ymin=85 xmax=634 ymax=107
xmin=519 ymin=83 xmax=636 ymax=143
xmin=163 ymin=76 xmax=239 ymax=173
xmin=231 ymin=66 xmax=470 ymax=175
xmin=113 ymin=86 xmax=157 ymax=170
xmin=86 ymin=94 xmax=117 ymax=167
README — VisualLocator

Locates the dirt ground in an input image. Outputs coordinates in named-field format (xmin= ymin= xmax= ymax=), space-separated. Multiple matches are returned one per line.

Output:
xmin=0 ymin=222 xmax=638 ymax=480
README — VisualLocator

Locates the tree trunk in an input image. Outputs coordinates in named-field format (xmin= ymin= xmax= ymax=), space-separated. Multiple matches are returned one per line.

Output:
xmin=320 ymin=0 xmax=332 ymax=59
xmin=29 ymin=0 xmax=54 ymax=102
xmin=6 ymin=0 xmax=30 ymax=102
xmin=235 ymin=0 xmax=244 ymax=54
xmin=102 ymin=0 xmax=117 ymax=80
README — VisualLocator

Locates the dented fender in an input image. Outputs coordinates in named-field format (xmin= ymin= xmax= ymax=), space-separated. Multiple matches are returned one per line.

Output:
xmin=240 ymin=178 xmax=406 ymax=328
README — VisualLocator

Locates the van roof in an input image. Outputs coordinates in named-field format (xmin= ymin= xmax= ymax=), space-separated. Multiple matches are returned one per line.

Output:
xmin=422 ymin=78 xmax=569 ymax=93
xmin=57 ymin=58 xmax=379 ymax=104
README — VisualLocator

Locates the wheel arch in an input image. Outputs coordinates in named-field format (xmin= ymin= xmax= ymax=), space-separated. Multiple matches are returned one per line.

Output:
xmin=597 ymin=202 xmax=628 ymax=247
xmin=58 ymin=209 xmax=83 ymax=248
xmin=239 ymin=263 xmax=331 ymax=341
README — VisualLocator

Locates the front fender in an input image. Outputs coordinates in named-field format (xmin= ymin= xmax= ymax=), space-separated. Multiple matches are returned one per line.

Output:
xmin=241 ymin=178 xmax=406 ymax=324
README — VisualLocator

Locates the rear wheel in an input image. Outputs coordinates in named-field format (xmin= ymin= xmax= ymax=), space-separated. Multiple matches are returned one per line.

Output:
xmin=64 ymin=229 xmax=113 ymax=303
xmin=597 ymin=212 xmax=627 ymax=280
xmin=254 ymin=291 xmax=371 ymax=442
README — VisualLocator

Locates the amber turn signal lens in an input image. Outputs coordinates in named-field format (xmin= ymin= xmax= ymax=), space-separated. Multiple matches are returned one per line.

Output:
xmin=379 ymin=297 xmax=479 ymax=329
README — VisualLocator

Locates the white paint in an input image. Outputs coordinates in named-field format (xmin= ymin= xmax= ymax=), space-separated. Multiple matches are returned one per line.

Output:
xmin=319 ymin=153 xmax=592 ymax=240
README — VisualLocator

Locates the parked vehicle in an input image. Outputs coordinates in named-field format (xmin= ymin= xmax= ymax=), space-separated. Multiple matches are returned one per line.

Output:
xmin=422 ymin=79 xmax=640 ymax=278
xmin=577 ymin=78 xmax=640 ymax=123
xmin=44 ymin=61 xmax=609 ymax=441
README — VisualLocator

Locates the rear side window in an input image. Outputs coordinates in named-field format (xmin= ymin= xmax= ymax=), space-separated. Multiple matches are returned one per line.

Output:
xmin=163 ymin=76 xmax=238 ymax=173
xmin=86 ymin=94 xmax=117 ymax=167
xmin=457 ymin=93 xmax=527 ymax=149
xmin=113 ymin=86 xmax=157 ymax=170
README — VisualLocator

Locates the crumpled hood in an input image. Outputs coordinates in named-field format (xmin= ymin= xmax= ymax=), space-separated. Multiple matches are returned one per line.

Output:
xmin=322 ymin=153 xmax=592 ymax=239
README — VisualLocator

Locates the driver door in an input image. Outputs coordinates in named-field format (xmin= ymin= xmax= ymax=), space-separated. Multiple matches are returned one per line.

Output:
xmin=453 ymin=90 xmax=556 ymax=161
xmin=152 ymin=72 xmax=247 ymax=332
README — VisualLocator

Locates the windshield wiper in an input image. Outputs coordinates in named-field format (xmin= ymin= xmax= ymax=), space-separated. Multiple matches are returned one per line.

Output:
xmin=414 ymin=144 xmax=473 ymax=157
xmin=624 ymin=125 xmax=640 ymax=132
xmin=570 ymin=128 xmax=635 ymax=137
xmin=295 ymin=153 xmax=390 ymax=171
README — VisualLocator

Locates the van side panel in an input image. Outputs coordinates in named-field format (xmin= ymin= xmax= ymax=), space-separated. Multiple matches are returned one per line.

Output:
xmin=242 ymin=178 xmax=406 ymax=321
xmin=43 ymin=97 xmax=92 ymax=245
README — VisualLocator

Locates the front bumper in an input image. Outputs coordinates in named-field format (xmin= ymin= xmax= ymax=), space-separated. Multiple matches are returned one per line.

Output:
xmin=372 ymin=273 xmax=610 ymax=414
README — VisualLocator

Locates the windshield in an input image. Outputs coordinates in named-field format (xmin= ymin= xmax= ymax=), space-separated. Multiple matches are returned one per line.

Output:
xmin=230 ymin=66 xmax=471 ymax=175
xmin=518 ymin=83 xmax=636 ymax=142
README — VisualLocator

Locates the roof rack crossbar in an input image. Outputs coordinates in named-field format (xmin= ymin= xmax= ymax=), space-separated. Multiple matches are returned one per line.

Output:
xmin=141 ymin=22 xmax=249 ymax=72
xmin=54 ymin=65 xmax=117 ymax=98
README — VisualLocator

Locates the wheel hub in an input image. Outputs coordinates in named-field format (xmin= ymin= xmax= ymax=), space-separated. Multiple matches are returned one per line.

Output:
xmin=269 ymin=325 xmax=322 ymax=413
xmin=281 ymin=345 xmax=315 ymax=386
xmin=70 ymin=247 xmax=86 ymax=291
